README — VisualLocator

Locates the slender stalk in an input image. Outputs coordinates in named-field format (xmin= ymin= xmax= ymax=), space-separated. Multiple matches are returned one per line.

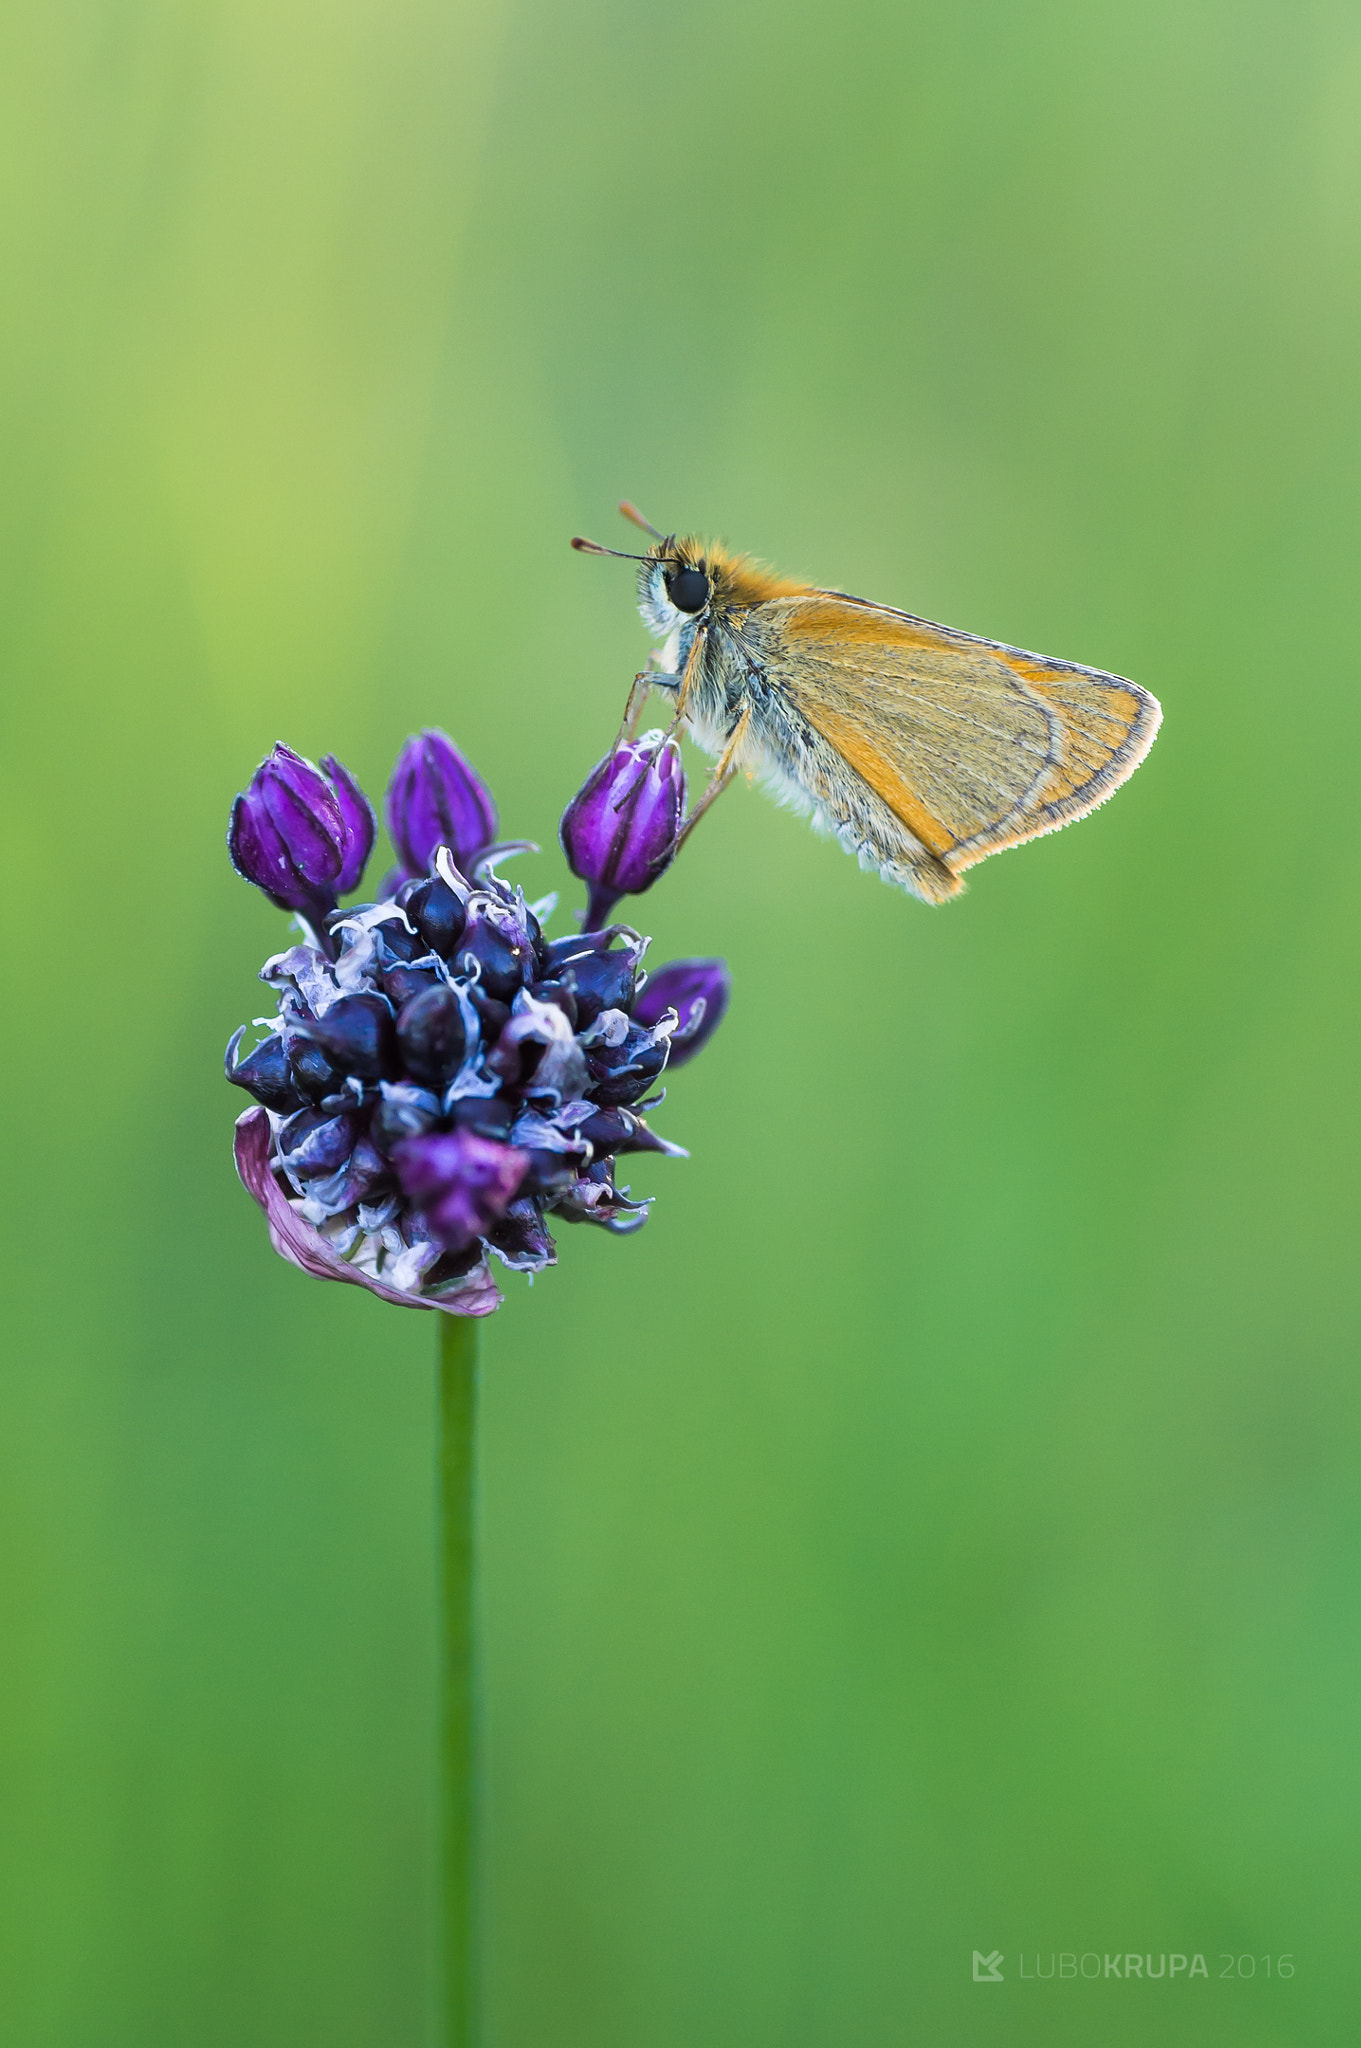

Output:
xmin=438 ymin=1313 xmax=479 ymax=2048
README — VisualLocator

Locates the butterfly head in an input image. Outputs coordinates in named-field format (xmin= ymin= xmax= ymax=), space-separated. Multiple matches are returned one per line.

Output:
xmin=571 ymin=507 xmax=809 ymax=644
xmin=637 ymin=536 xmax=715 ymax=639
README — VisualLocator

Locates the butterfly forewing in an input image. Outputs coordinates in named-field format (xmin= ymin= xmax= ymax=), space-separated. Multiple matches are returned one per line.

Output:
xmin=765 ymin=595 xmax=1159 ymax=874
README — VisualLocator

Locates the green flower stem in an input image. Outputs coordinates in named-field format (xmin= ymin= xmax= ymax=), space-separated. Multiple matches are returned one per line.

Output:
xmin=438 ymin=1313 xmax=479 ymax=2048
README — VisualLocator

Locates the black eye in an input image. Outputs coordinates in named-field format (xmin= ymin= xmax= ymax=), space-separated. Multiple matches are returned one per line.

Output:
xmin=665 ymin=564 xmax=711 ymax=614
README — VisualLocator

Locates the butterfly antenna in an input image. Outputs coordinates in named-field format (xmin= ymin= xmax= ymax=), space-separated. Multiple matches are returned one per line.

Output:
xmin=619 ymin=500 xmax=664 ymax=541
xmin=570 ymin=536 xmax=652 ymax=561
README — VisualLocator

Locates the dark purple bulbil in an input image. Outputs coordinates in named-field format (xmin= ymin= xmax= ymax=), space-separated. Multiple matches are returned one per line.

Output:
xmin=396 ymin=985 xmax=466 ymax=1086
xmin=457 ymin=893 xmax=536 ymax=1000
xmin=387 ymin=729 xmax=497 ymax=881
xmin=223 ymin=1029 xmax=299 ymax=1113
xmin=406 ymin=874 xmax=466 ymax=955
xmin=541 ymin=927 xmax=644 ymax=1023
xmin=559 ymin=731 xmax=685 ymax=931
xmin=228 ymin=744 xmax=375 ymax=923
xmin=227 ymin=729 xmax=729 ymax=1316
xmin=297 ymin=991 xmax=397 ymax=1080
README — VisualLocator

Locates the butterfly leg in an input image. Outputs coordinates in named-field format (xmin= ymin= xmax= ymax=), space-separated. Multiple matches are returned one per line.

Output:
xmin=674 ymin=700 xmax=753 ymax=852
xmin=610 ymin=628 xmax=708 ymax=815
xmin=614 ymin=668 xmax=659 ymax=748
xmin=650 ymin=623 xmax=707 ymax=749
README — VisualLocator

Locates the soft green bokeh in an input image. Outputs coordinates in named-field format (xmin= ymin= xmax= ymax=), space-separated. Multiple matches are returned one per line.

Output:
xmin=2 ymin=0 xmax=1358 ymax=2041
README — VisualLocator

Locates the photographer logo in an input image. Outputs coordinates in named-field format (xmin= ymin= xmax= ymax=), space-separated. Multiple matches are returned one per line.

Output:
xmin=971 ymin=1950 xmax=1294 ymax=1984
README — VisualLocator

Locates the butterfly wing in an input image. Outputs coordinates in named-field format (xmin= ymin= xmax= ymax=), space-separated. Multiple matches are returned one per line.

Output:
xmin=749 ymin=592 xmax=1159 ymax=889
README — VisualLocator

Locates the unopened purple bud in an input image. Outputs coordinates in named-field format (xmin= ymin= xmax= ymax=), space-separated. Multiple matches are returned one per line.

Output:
xmin=321 ymin=755 xmax=377 ymax=894
xmin=393 ymin=1130 xmax=529 ymax=1252
xmin=386 ymin=730 xmax=498 ymax=880
xmin=634 ymin=958 xmax=730 ymax=1068
xmin=228 ymin=744 xmax=375 ymax=919
xmin=559 ymin=732 xmax=686 ymax=929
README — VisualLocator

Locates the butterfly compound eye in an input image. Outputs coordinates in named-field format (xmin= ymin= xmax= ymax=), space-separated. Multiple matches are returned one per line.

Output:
xmin=664 ymin=563 xmax=711 ymax=614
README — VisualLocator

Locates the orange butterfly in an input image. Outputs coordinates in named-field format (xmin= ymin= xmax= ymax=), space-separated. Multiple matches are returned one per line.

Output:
xmin=574 ymin=504 xmax=1161 ymax=904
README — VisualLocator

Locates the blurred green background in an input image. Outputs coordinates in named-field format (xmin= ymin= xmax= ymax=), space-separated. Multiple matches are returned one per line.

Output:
xmin=2 ymin=0 xmax=1359 ymax=2041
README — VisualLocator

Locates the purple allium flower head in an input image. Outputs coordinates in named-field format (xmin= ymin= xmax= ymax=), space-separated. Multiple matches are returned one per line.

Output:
xmin=559 ymin=730 xmax=686 ymax=930
xmin=387 ymin=729 xmax=498 ymax=881
xmin=226 ymin=727 xmax=728 ymax=1316
xmin=634 ymin=958 xmax=731 ymax=1069
xmin=228 ymin=744 xmax=375 ymax=923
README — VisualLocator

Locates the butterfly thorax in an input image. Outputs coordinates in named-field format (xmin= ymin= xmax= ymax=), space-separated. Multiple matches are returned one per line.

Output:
xmin=637 ymin=538 xmax=811 ymax=741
